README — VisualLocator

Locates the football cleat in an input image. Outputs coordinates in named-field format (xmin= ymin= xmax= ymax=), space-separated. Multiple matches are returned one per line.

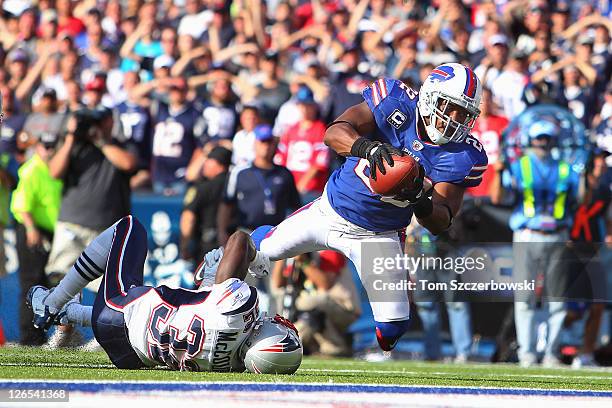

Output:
xmin=248 ymin=251 xmax=271 ymax=278
xmin=26 ymin=286 xmax=59 ymax=331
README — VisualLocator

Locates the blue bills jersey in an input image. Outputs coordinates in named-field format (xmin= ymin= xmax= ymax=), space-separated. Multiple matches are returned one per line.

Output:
xmin=326 ymin=78 xmax=488 ymax=232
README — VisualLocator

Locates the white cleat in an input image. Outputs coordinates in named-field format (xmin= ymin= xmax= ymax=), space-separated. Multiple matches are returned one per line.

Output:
xmin=26 ymin=286 xmax=58 ymax=331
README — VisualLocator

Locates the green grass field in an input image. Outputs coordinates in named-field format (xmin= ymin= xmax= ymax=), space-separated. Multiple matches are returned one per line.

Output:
xmin=1 ymin=346 xmax=611 ymax=391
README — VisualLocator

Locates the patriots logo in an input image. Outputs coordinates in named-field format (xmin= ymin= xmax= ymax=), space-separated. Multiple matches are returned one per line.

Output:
xmin=430 ymin=65 xmax=455 ymax=82
xmin=259 ymin=334 xmax=301 ymax=353
xmin=216 ymin=280 xmax=243 ymax=305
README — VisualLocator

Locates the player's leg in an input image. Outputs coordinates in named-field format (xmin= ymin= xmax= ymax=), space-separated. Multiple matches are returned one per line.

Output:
xmin=91 ymin=215 xmax=148 ymax=369
xmin=337 ymin=232 xmax=411 ymax=351
xmin=28 ymin=215 xmax=146 ymax=329
xmin=254 ymin=199 xmax=329 ymax=261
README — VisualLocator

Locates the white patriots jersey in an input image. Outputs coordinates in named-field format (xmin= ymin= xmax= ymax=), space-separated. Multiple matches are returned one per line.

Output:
xmin=122 ymin=278 xmax=259 ymax=372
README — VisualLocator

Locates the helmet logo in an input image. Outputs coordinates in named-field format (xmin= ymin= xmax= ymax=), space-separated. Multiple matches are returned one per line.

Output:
xmin=463 ymin=66 xmax=478 ymax=99
xmin=430 ymin=65 xmax=455 ymax=82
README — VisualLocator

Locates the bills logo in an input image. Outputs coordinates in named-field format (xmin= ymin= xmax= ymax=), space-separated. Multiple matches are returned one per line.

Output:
xmin=430 ymin=65 xmax=455 ymax=82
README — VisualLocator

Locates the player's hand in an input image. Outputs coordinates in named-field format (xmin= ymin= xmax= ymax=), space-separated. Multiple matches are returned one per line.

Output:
xmin=367 ymin=142 xmax=405 ymax=181
xmin=194 ymin=247 xmax=224 ymax=288
xmin=391 ymin=162 xmax=430 ymax=203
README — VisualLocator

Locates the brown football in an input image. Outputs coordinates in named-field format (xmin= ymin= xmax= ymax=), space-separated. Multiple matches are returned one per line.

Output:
xmin=369 ymin=155 xmax=421 ymax=196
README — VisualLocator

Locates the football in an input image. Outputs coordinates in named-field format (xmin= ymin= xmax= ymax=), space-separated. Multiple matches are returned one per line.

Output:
xmin=369 ymin=154 xmax=421 ymax=196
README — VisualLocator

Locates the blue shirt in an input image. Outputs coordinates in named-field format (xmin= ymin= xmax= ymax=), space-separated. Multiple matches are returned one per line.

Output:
xmin=151 ymin=103 xmax=205 ymax=184
xmin=116 ymin=102 xmax=152 ymax=171
xmin=326 ymin=78 xmax=488 ymax=232
xmin=224 ymin=164 xmax=301 ymax=230
xmin=505 ymin=153 xmax=580 ymax=231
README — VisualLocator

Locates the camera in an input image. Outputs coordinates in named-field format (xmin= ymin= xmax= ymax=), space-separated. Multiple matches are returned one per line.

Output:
xmin=72 ymin=107 xmax=112 ymax=141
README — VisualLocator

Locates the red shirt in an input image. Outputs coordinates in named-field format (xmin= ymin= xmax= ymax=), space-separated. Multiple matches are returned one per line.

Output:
xmin=275 ymin=120 xmax=329 ymax=194
xmin=58 ymin=17 xmax=85 ymax=38
xmin=467 ymin=114 xmax=509 ymax=197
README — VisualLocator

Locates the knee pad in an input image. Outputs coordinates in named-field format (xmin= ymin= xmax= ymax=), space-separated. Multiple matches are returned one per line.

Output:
xmin=375 ymin=320 xmax=410 ymax=352
xmin=250 ymin=225 xmax=275 ymax=250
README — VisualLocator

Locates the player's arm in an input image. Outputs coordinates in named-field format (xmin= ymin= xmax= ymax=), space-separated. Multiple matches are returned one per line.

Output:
xmin=414 ymin=182 xmax=464 ymax=236
xmin=323 ymin=101 xmax=376 ymax=156
xmin=324 ymin=101 xmax=403 ymax=180
xmin=214 ymin=231 xmax=256 ymax=284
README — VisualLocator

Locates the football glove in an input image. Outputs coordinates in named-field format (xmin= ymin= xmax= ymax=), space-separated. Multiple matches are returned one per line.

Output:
xmin=391 ymin=162 xmax=427 ymax=204
xmin=350 ymin=137 xmax=404 ymax=181
xmin=194 ymin=247 xmax=224 ymax=288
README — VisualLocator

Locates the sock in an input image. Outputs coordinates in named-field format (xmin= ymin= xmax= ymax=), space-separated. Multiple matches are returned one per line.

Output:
xmin=45 ymin=223 xmax=116 ymax=311
xmin=250 ymin=225 xmax=275 ymax=250
xmin=65 ymin=303 xmax=93 ymax=327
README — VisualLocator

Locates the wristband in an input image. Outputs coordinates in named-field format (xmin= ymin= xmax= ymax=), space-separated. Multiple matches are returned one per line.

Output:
xmin=413 ymin=196 xmax=433 ymax=219
xmin=326 ymin=120 xmax=355 ymax=130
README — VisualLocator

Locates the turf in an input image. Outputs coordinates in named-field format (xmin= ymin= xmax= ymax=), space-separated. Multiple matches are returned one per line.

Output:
xmin=0 ymin=346 xmax=611 ymax=390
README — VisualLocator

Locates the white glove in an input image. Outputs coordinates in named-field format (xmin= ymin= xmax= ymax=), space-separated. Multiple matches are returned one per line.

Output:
xmin=194 ymin=247 xmax=224 ymax=288
xmin=248 ymin=251 xmax=271 ymax=278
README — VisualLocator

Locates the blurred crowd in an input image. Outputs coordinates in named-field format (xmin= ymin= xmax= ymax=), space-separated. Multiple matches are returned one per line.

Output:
xmin=0 ymin=0 xmax=610 ymax=364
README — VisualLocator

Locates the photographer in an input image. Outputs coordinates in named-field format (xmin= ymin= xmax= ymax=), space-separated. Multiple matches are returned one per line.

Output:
xmin=272 ymin=251 xmax=360 ymax=357
xmin=43 ymin=107 xmax=137 ymax=349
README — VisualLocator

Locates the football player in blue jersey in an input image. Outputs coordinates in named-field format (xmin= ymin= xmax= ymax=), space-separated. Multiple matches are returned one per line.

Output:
xmin=214 ymin=63 xmax=488 ymax=352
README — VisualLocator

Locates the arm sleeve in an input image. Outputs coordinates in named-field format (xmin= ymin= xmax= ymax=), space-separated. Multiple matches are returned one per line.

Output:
xmin=361 ymin=78 xmax=417 ymax=140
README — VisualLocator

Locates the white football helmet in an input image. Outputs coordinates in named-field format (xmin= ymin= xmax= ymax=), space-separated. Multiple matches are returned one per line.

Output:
xmin=242 ymin=314 xmax=302 ymax=374
xmin=417 ymin=62 xmax=482 ymax=144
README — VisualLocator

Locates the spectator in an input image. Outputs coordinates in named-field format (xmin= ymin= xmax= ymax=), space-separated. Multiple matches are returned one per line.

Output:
xmin=490 ymin=49 xmax=528 ymax=119
xmin=467 ymin=88 xmax=509 ymax=198
xmin=255 ymin=51 xmax=291 ymax=124
xmin=21 ymin=89 xmax=66 ymax=149
xmin=10 ymin=132 xmax=62 ymax=346
xmin=566 ymin=149 xmax=611 ymax=368
xmin=324 ymin=43 xmax=373 ymax=123
xmin=276 ymin=86 xmax=329 ymax=203
xmin=178 ymin=0 xmax=213 ymax=40
xmin=0 ymin=87 xmax=26 ymax=159
xmin=198 ymin=77 xmax=238 ymax=146
xmin=474 ymin=34 xmax=509 ymax=90
xmin=56 ymin=0 xmax=85 ymax=38
xmin=218 ymin=124 xmax=300 ymax=244
xmin=44 ymin=107 xmax=137 ymax=348
xmin=180 ymin=146 xmax=232 ymax=263
xmin=0 ymin=123 xmax=19 ymax=280
xmin=115 ymin=71 xmax=152 ymax=190
xmin=231 ymin=104 xmax=261 ymax=167
xmin=272 ymin=251 xmax=360 ymax=357
xmin=150 ymin=77 xmax=205 ymax=195
xmin=491 ymin=119 xmax=581 ymax=367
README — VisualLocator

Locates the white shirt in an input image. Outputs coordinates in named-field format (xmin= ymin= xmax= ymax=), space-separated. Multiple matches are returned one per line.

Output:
xmin=232 ymin=129 xmax=256 ymax=167
xmin=178 ymin=10 xmax=214 ymax=39
xmin=491 ymin=70 xmax=527 ymax=119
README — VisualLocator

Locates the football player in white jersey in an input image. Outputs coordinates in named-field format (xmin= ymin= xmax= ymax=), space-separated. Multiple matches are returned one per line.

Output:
xmin=27 ymin=215 xmax=302 ymax=374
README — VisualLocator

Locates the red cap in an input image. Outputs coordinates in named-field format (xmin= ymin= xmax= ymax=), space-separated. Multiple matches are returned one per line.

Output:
xmin=85 ymin=77 xmax=106 ymax=92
